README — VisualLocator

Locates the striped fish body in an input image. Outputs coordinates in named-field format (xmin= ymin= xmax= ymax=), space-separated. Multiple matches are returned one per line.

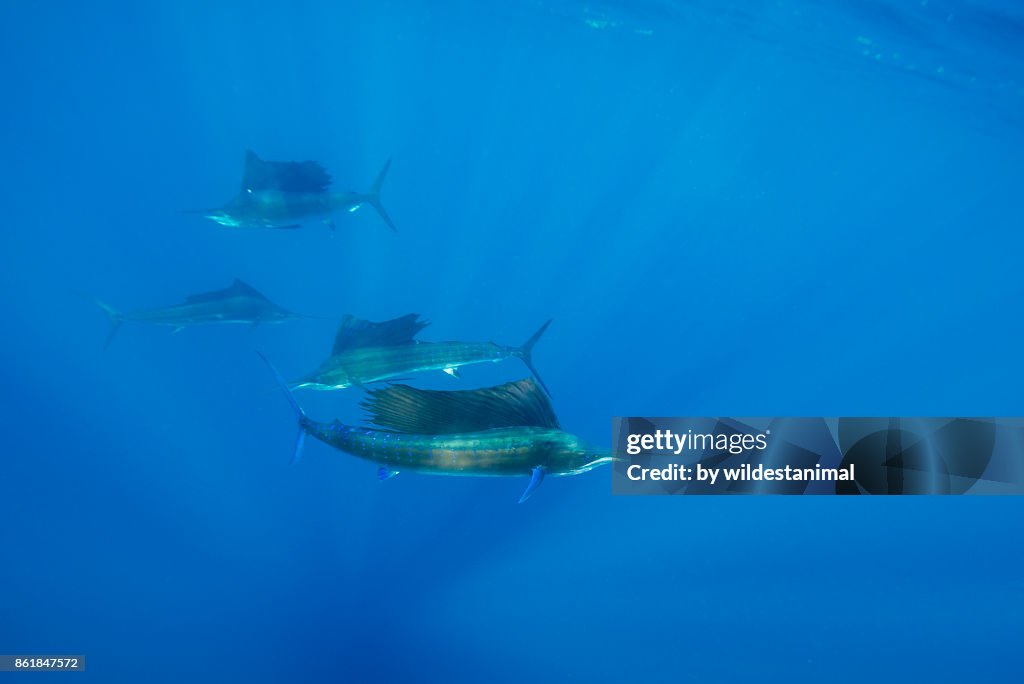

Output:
xmin=258 ymin=374 xmax=612 ymax=499
xmin=213 ymin=190 xmax=365 ymax=227
xmin=302 ymin=420 xmax=591 ymax=477
xmin=122 ymin=297 xmax=278 ymax=326
xmin=300 ymin=341 xmax=518 ymax=390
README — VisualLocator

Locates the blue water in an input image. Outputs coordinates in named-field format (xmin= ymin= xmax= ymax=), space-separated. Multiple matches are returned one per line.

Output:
xmin=2 ymin=1 xmax=1023 ymax=681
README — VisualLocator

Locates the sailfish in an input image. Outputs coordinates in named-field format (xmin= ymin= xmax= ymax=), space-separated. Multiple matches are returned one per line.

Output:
xmin=262 ymin=353 xmax=612 ymax=502
xmin=290 ymin=314 xmax=553 ymax=395
xmin=203 ymin=150 xmax=396 ymax=231
xmin=88 ymin=279 xmax=311 ymax=349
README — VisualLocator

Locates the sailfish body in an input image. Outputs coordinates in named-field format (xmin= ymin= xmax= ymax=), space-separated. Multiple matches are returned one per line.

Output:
xmin=292 ymin=314 xmax=552 ymax=395
xmin=203 ymin=150 xmax=396 ymax=231
xmin=306 ymin=423 xmax=591 ymax=478
xmin=213 ymin=188 xmax=374 ymax=228
xmin=262 ymin=359 xmax=611 ymax=502
xmin=88 ymin=279 xmax=306 ymax=348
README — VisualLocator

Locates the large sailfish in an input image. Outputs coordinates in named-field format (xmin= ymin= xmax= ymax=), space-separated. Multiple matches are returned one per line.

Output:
xmin=203 ymin=150 xmax=396 ymax=231
xmin=262 ymin=353 xmax=612 ymax=502
xmin=291 ymin=314 xmax=553 ymax=395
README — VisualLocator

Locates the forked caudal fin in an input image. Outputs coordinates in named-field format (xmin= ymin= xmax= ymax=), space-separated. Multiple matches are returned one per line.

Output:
xmin=518 ymin=319 xmax=553 ymax=396
xmin=362 ymin=157 xmax=396 ymax=232
xmin=256 ymin=351 xmax=308 ymax=465
xmin=79 ymin=293 xmax=123 ymax=351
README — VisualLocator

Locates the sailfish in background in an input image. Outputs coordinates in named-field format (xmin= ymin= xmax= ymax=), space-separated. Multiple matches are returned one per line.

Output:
xmin=262 ymin=353 xmax=612 ymax=502
xmin=202 ymin=150 xmax=396 ymax=231
xmin=290 ymin=313 xmax=553 ymax=395
xmin=88 ymin=279 xmax=312 ymax=349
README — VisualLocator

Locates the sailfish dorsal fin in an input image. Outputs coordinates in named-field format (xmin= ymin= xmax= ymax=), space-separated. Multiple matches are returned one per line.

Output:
xmin=241 ymin=149 xmax=332 ymax=193
xmin=331 ymin=314 xmax=429 ymax=355
xmin=185 ymin=279 xmax=266 ymax=304
xmin=361 ymin=378 xmax=560 ymax=435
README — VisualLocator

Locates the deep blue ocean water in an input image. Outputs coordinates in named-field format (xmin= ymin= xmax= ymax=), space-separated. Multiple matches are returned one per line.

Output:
xmin=2 ymin=1 xmax=1023 ymax=681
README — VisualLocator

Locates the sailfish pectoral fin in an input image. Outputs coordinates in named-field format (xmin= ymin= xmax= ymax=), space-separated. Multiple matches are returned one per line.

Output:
xmin=378 ymin=467 xmax=400 ymax=481
xmin=442 ymin=367 xmax=461 ymax=378
xmin=518 ymin=466 xmax=547 ymax=504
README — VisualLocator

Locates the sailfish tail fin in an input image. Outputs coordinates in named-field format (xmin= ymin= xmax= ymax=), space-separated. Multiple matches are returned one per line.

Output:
xmin=362 ymin=157 xmax=396 ymax=232
xmin=517 ymin=319 xmax=553 ymax=397
xmin=79 ymin=293 xmax=123 ymax=351
xmin=256 ymin=351 xmax=308 ymax=465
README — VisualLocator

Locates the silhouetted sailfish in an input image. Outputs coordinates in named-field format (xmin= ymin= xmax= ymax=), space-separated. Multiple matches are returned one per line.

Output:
xmin=87 ymin=279 xmax=311 ymax=349
xmin=202 ymin=150 xmax=396 ymax=231
xmin=291 ymin=314 xmax=553 ymax=396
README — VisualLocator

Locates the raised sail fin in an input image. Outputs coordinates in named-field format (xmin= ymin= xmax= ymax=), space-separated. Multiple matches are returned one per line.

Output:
xmin=361 ymin=378 xmax=560 ymax=435
xmin=241 ymin=150 xmax=332 ymax=193
xmin=331 ymin=313 xmax=429 ymax=355
xmin=185 ymin=279 xmax=268 ymax=304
